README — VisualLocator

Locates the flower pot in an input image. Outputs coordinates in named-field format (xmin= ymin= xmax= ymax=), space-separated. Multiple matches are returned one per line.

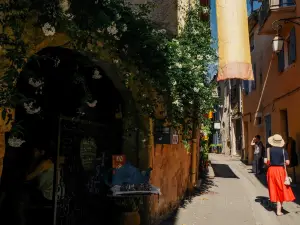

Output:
xmin=121 ymin=211 xmax=140 ymax=225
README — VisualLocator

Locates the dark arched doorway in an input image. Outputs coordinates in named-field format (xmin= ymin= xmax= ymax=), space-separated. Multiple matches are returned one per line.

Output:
xmin=0 ymin=47 xmax=126 ymax=225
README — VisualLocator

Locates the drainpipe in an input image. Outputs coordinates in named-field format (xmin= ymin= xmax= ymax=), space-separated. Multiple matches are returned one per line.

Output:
xmin=189 ymin=105 xmax=198 ymax=191
xmin=148 ymin=118 xmax=154 ymax=169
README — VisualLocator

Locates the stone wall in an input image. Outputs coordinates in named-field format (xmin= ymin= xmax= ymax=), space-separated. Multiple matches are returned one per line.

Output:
xmin=149 ymin=142 xmax=192 ymax=222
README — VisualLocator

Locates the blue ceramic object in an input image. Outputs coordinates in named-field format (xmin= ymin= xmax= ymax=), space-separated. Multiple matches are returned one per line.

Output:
xmin=112 ymin=162 xmax=152 ymax=186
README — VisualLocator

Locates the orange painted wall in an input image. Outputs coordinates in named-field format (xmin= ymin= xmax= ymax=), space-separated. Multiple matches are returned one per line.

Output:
xmin=149 ymin=142 xmax=192 ymax=222
xmin=243 ymin=9 xmax=300 ymax=177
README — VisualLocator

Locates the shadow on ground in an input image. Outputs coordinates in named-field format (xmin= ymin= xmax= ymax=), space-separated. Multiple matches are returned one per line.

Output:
xmin=242 ymin=161 xmax=300 ymax=207
xmin=158 ymin=178 xmax=216 ymax=225
xmin=211 ymin=164 xmax=240 ymax=179
xmin=255 ymin=196 xmax=290 ymax=215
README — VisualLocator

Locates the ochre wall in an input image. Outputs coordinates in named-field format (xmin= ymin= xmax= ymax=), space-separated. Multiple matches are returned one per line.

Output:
xmin=149 ymin=141 xmax=192 ymax=222
xmin=243 ymin=9 xmax=300 ymax=178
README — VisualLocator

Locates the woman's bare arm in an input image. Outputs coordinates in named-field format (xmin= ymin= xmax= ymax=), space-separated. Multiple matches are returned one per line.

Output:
xmin=26 ymin=159 xmax=53 ymax=181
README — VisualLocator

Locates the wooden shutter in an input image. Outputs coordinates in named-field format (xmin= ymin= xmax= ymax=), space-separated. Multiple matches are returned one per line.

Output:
xmin=252 ymin=64 xmax=256 ymax=90
xmin=289 ymin=27 xmax=296 ymax=64
xmin=278 ymin=48 xmax=285 ymax=72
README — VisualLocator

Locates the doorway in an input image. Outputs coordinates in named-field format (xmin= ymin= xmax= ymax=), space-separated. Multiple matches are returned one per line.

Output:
xmin=280 ymin=109 xmax=289 ymax=142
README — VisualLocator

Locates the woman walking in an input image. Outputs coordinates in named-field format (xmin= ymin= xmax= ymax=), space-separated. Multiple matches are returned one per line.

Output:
xmin=264 ymin=134 xmax=295 ymax=216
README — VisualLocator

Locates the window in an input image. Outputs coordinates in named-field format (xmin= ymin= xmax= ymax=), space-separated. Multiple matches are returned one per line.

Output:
xmin=243 ymin=80 xmax=249 ymax=95
xmin=288 ymin=27 xmax=296 ymax=65
xmin=280 ymin=0 xmax=296 ymax=7
xmin=250 ymin=34 xmax=254 ymax=52
xmin=252 ymin=64 xmax=256 ymax=90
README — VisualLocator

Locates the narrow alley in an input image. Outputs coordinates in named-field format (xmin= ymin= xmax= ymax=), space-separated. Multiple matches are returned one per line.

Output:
xmin=160 ymin=154 xmax=300 ymax=225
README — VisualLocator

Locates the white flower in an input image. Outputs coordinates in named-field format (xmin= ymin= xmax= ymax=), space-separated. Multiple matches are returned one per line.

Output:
xmin=197 ymin=55 xmax=203 ymax=60
xmin=202 ymin=7 xmax=209 ymax=14
xmin=172 ymin=100 xmax=180 ymax=106
xmin=8 ymin=136 xmax=25 ymax=148
xmin=92 ymin=69 xmax=102 ymax=79
xmin=42 ymin=23 xmax=55 ymax=36
xmin=175 ymin=63 xmax=182 ymax=68
xmin=199 ymin=83 xmax=204 ymax=87
xmin=116 ymin=14 xmax=121 ymax=20
xmin=206 ymin=55 xmax=212 ymax=60
xmin=24 ymin=102 xmax=41 ymax=114
xmin=66 ymin=13 xmax=74 ymax=20
xmin=113 ymin=59 xmax=119 ymax=64
xmin=189 ymin=100 xmax=193 ymax=104
xmin=107 ymin=22 xmax=118 ymax=35
xmin=158 ymin=29 xmax=166 ymax=34
xmin=172 ymin=81 xmax=177 ymax=86
xmin=122 ymin=24 xmax=127 ymax=32
xmin=28 ymin=78 xmax=44 ymax=88
xmin=59 ymin=0 xmax=70 ymax=13
xmin=193 ymin=87 xmax=200 ymax=93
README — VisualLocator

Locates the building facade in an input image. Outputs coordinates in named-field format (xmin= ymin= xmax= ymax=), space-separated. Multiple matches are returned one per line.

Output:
xmin=243 ymin=0 xmax=300 ymax=177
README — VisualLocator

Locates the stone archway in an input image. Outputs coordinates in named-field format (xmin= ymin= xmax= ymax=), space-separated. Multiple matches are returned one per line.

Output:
xmin=0 ymin=46 xmax=149 ymax=225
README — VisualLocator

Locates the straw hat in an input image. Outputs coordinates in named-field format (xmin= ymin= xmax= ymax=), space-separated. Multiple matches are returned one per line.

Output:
xmin=268 ymin=134 xmax=285 ymax=148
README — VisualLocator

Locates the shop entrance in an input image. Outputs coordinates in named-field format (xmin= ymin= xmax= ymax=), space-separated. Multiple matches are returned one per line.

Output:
xmin=0 ymin=47 xmax=125 ymax=225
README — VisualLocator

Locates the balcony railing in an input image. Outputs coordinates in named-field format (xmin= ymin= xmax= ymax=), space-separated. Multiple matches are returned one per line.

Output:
xmin=258 ymin=0 xmax=296 ymax=28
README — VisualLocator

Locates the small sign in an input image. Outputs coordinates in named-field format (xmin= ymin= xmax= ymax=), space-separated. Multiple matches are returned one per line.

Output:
xmin=112 ymin=155 xmax=126 ymax=169
xmin=172 ymin=135 xmax=179 ymax=144
xmin=214 ymin=122 xmax=221 ymax=130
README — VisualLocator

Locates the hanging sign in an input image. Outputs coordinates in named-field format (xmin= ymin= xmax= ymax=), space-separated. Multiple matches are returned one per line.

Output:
xmin=216 ymin=0 xmax=254 ymax=81
xmin=112 ymin=155 xmax=126 ymax=169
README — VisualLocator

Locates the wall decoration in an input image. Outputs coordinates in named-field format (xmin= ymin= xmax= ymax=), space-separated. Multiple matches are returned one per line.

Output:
xmin=112 ymin=155 xmax=126 ymax=169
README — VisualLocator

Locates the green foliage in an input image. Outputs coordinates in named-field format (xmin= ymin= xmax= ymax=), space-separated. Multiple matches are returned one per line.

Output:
xmin=182 ymin=139 xmax=190 ymax=152
xmin=0 ymin=0 xmax=217 ymax=143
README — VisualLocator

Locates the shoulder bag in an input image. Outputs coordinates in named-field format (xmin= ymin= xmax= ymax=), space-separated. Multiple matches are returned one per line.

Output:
xmin=283 ymin=149 xmax=292 ymax=186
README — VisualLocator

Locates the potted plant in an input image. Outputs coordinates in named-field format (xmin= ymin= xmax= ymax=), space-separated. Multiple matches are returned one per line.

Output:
xmin=116 ymin=197 xmax=141 ymax=225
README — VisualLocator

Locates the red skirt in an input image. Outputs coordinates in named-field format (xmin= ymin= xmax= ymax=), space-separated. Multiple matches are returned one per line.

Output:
xmin=267 ymin=166 xmax=295 ymax=202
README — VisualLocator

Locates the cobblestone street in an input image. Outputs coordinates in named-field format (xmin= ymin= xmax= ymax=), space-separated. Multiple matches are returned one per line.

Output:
xmin=160 ymin=154 xmax=300 ymax=225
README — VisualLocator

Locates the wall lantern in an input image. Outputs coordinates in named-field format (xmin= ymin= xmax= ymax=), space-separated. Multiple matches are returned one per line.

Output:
xmin=272 ymin=17 xmax=300 ymax=53
xmin=272 ymin=35 xmax=284 ymax=53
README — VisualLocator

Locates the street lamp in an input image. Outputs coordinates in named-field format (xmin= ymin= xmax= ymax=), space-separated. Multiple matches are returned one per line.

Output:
xmin=271 ymin=17 xmax=300 ymax=53
xmin=272 ymin=35 xmax=284 ymax=53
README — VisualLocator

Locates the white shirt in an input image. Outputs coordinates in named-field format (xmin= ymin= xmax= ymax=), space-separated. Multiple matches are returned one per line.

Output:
xmin=37 ymin=164 xmax=54 ymax=200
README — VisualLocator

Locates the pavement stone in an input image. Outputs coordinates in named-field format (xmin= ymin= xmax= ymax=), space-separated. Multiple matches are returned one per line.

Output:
xmin=159 ymin=153 xmax=300 ymax=225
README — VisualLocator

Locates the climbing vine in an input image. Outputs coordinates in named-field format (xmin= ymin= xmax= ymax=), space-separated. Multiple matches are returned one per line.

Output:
xmin=0 ymin=0 xmax=217 ymax=146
